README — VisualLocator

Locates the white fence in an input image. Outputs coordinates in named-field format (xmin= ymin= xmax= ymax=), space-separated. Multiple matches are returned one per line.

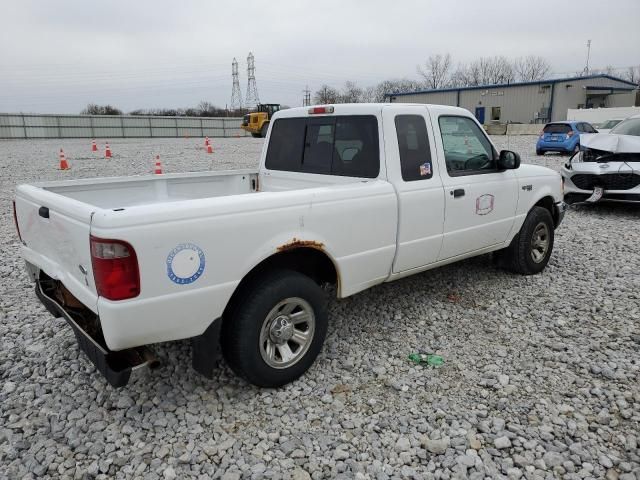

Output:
xmin=567 ymin=107 xmax=640 ymax=125
xmin=0 ymin=114 xmax=249 ymax=139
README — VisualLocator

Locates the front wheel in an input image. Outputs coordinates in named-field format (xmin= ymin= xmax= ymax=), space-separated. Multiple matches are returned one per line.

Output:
xmin=250 ymin=132 xmax=261 ymax=138
xmin=221 ymin=270 xmax=328 ymax=387
xmin=260 ymin=123 xmax=269 ymax=138
xmin=495 ymin=206 xmax=555 ymax=275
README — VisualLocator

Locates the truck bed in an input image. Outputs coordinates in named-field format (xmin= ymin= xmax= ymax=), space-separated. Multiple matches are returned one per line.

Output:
xmin=32 ymin=170 xmax=259 ymax=209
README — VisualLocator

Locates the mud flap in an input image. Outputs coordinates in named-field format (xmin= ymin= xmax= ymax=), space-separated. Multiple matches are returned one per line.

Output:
xmin=191 ymin=319 xmax=222 ymax=379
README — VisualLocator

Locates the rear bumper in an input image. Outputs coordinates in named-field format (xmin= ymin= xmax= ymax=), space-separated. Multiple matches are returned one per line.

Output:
xmin=35 ymin=274 xmax=159 ymax=387
xmin=537 ymin=141 xmax=575 ymax=153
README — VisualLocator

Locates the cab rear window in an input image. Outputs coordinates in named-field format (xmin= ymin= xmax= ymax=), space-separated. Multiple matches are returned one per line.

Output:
xmin=543 ymin=124 xmax=572 ymax=134
xmin=265 ymin=116 xmax=379 ymax=178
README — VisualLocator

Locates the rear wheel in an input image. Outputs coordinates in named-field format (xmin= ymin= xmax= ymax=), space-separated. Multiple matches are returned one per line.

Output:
xmin=221 ymin=270 xmax=328 ymax=387
xmin=536 ymin=149 xmax=544 ymax=156
xmin=495 ymin=206 xmax=554 ymax=275
xmin=260 ymin=122 xmax=269 ymax=138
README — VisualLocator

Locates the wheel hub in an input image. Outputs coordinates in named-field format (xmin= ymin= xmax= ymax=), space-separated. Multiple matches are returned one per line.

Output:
xmin=530 ymin=222 xmax=550 ymax=263
xmin=269 ymin=316 xmax=294 ymax=344
xmin=259 ymin=297 xmax=316 ymax=369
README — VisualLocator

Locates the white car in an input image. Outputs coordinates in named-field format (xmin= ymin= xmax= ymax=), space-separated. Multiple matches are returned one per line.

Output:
xmin=563 ymin=114 xmax=640 ymax=204
xmin=596 ymin=119 xmax=625 ymax=134
xmin=14 ymin=103 xmax=565 ymax=388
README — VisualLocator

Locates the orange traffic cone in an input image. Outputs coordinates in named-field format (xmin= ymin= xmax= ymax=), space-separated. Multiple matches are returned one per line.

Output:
xmin=105 ymin=143 xmax=112 ymax=158
xmin=59 ymin=148 xmax=70 ymax=170
xmin=91 ymin=139 xmax=97 ymax=152
xmin=204 ymin=136 xmax=210 ymax=147
xmin=154 ymin=155 xmax=163 ymax=174
xmin=207 ymin=143 xmax=213 ymax=154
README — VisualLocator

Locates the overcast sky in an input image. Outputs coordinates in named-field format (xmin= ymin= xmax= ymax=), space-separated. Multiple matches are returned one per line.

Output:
xmin=1 ymin=0 xmax=639 ymax=113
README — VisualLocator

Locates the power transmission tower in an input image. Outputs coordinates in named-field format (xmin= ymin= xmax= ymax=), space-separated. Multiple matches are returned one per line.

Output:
xmin=302 ymin=85 xmax=311 ymax=106
xmin=245 ymin=52 xmax=260 ymax=110
xmin=230 ymin=58 xmax=243 ymax=112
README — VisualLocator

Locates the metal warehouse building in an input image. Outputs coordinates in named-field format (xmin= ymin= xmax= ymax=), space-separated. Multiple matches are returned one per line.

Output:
xmin=386 ymin=74 xmax=639 ymax=125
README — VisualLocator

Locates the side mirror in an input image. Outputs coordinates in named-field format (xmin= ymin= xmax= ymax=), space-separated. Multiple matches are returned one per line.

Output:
xmin=498 ymin=150 xmax=520 ymax=170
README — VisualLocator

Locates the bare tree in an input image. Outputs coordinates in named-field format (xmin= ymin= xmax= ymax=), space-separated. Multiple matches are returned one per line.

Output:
xmin=361 ymin=85 xmax=378 ymax=103
xmin=514 ymin=55 xmax=551 ymax=81
xmin=313 ymin=85 xmax=340 ymax=104
xmin=340 ymin=81 xmax=364 ymax=103
xmin=417 ymin=53 xmax=452 ymax=89
xmin=624 ymin=66 xmax=640 ymax=86
xmin=455 ymin=56 xmax=515 ymax=86
xmin=375 ymin=79 xmax=425 ymax=102
xmin=81 ymin=103 xmax=122 ymax=115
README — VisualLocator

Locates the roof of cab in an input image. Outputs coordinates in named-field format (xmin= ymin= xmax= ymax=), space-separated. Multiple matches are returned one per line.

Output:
xmin=272 ymin=103 xmax=472 ymax=120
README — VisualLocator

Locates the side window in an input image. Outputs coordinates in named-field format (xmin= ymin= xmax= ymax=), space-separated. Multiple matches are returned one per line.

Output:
xmin=438 ymin=116 xmax=497 ymax=176
xmin=576 ymin=123 xmax=585 ymax=133
xmin=584 ymin=123 xmax=597 ymax=133
xmin=265 ymin=118 xmax=306 ymax=171
xmin=330 ymin=116 xmax=379 ymax=178
xmin=395 ymin=115 xmax=433 ymax=181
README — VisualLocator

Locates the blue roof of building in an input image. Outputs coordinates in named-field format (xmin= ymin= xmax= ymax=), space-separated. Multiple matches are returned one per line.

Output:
xmin=386 ymin=74 xmax=638 ymax=98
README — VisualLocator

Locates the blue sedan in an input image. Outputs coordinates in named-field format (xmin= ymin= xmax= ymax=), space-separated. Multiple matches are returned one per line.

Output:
xmin=536 ymin=121 xmax=598 ymax=155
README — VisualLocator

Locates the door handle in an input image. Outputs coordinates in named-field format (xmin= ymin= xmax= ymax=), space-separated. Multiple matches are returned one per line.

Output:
xmin=451 ymin=189 xmax=465 ymax=198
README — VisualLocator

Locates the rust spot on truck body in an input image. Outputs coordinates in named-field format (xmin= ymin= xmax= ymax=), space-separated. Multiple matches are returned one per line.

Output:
xmin=277 ymin=237 xmax=325 ymax=252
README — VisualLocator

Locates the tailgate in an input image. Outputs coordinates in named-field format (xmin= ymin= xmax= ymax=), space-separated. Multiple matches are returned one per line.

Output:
xmin=15 ymin=184 xmax=98 ymax=312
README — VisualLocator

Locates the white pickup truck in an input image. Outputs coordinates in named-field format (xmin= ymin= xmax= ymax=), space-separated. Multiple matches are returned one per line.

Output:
xmin=14 ymin=104 xmax=566 ymax=388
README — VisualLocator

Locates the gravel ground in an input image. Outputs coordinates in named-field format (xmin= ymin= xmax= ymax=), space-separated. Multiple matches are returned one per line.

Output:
xmin=1 ymin=136 xmax=638 ymax=480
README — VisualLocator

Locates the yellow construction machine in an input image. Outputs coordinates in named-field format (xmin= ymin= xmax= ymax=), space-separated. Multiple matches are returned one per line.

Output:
xmin=241 ymin=104 xmax=281 ymax=138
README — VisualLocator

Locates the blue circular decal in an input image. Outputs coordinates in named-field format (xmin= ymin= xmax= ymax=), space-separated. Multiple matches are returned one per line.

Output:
xmin=166 ymin=243 xmax=206 ymax=285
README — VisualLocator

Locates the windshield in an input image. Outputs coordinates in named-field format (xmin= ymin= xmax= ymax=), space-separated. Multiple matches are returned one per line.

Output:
xmin=543 ymin=123 xmax=571 ymax=134
xmin=600 ymin=119 xmax=622 ymax=129
xmin=610 ymin=118 xmax=640 ymax=136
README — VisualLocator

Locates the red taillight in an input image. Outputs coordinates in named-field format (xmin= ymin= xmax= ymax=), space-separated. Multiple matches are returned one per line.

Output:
xmin=12 ymin=201 xmax=22 ymax=242
xmin=539 ymin=131 xmax=544 ymax=139
xmin=308 ymin=106 xmax=334 ymax=115
xmin=90 ymin=236 xmax=140 ymax=301
xmin=567 ymin=130 xmax=574 ymax=138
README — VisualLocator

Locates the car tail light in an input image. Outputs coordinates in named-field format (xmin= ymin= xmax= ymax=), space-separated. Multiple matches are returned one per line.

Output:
xmin=308 ymin=106 xmax=334 ymax=115
xmin=566 ymin=130 xmax=574 ymax=138
xmin=90 ymin=236 xmax=140 ymax=301
xmin=12 ymin=201 xmax=22 ymax=242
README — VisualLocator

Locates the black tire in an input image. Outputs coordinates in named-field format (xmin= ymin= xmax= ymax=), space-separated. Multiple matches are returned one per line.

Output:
xmin=260 ymin=122 xmax=269 ymax=138
xmin=221 ymin=269 xmax=328 ymax=387
xmin=250 ymin=132 xmax=261 ymax=138
xmin=536 ymin=149 xmax=544 ymax=156
xmin=498 ymin=206 xmax=555 ymax=275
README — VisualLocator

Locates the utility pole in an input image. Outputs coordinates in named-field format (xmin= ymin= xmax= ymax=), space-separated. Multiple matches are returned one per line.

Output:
xmin=302 ymin=85 xmax=311 ymax=106
xmin=583 ymin=40 xmax=592 ymax=76
xmin=245 ymin=52 xmax=260 ymax=110
xmin=230 ymin=58 xmax=243 ymax=113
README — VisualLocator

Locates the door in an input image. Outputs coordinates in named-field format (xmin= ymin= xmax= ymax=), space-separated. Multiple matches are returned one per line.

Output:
xmin=475 ymin=107 xmax=485 ymax=124
xmin=432 ymin=114 xmax=518 ymax=260
xmin=382 ymin=107 xmax=445 ymax=272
